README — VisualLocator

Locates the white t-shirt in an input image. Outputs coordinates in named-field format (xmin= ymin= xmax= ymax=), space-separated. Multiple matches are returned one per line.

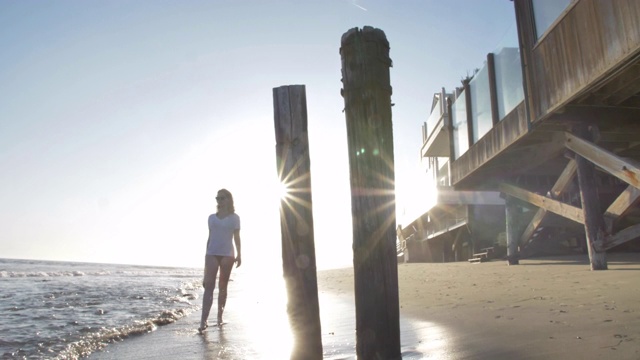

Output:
xmin=206 ymin=213 xmax=240 ymax=257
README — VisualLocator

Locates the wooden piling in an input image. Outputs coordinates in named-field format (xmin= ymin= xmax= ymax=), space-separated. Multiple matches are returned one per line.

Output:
xmin=273 ymin=85 xmax=323 ymax=359
xmin=573 ymin=125 xmax=608 ymax=270
xmin=505 ymin=195 xmax=520 ymax=265
xmin=340 ymin=26 xmax=401 ymax=360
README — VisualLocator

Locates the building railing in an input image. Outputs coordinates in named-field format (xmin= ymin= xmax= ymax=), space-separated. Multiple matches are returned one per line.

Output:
xmin=423 ymin=217 xmax=467 ymax=239
xmin=448 ymin=44 xmax=524 ymax=160
xmin=424 ymin=96 xmax=443 ymax=143
xmin=443 ymin=21 xmax=523 ymax=161
xmin=396 ymin=238 xmax=406 ymax=255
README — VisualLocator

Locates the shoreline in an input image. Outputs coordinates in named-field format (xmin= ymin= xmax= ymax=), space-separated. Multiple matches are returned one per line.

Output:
xmin=91 ymin=253 xmax=640 ymax=359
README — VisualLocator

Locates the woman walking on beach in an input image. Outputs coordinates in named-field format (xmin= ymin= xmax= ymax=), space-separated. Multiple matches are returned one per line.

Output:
xmin=199 ymin=188 xmax=242 ymax=333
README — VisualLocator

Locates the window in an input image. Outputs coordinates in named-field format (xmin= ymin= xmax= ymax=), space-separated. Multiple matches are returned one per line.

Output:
xmin=532 ymin=0 xmax=572 ymax=39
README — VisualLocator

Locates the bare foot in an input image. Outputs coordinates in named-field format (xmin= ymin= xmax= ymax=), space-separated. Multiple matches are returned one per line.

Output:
xmin=198 ymin=321 xmax=208 ymax=334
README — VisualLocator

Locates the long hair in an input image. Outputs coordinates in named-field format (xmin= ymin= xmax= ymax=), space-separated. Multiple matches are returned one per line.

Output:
xmin=217 ymin=188 xmax=235 ymax=213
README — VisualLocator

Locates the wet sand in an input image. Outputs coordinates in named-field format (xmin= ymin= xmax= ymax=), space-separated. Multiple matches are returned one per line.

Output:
xmin=324 ymin=252 xmax=640 ymax=359
xmin=91 ymin=253 xmax=640 ymax=359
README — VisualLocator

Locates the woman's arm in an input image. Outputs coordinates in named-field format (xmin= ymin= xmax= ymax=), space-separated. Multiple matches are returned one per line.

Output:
xmin=233 ymin=229 xmax=242 ymax=267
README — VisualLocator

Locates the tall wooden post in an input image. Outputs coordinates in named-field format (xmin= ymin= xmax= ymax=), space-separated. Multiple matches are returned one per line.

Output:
xmin=273 ymin=85 xmax=323 ymax=359
xmin=573 ymin=125 xmax=608 ymax=270
xmin=505 ymin=195 xmax=520 ymax=265
xmin=340 ymin=27 xmax=401 ymax=360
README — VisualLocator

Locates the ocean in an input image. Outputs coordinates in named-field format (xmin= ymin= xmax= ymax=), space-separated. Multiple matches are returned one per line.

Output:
xmin=0 ymin=258 xmax=203 ymax=359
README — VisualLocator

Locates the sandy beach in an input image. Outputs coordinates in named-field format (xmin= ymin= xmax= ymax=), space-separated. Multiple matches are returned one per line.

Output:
xmin=91 ymin=253 xmax=640 ymax=359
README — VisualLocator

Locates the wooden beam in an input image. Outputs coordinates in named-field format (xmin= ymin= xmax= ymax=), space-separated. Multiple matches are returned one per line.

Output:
xmin=340 ymin=26 xmax=401 ymax=360
xmin=505 ymin=196 xmax=519 ymax=265
xmin=519 ymin=159 xmax=578 ymax=246
xmin=604 ymin=185 xmax=640 ymax=232
xmin=273 ymin=85 xmax=323 ymax=359
xmin=564 ymin=132 xmax=640 ymax=189
xmin=549 ymin=159 xmax=579 ymax=198
xmin=519 ymin=210 xmax=546 ymax=247
xmin=604 ymin=223 xmax=640 ymax=250
xmin=499 ymin=183 xmax=584 ymax=224
xmin=573 ymin=125 xmax=607 ymax=270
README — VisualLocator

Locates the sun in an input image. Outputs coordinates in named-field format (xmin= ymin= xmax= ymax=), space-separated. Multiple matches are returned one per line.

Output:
xmin=278 ymin=180 xmax=291 ymax=201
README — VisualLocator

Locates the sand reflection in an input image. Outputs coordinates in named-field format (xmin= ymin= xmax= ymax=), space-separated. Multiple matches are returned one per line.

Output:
xmin=400 ymin=318 xmax=452 ymax=359
xmin=195 ymin=271 xmax=294 ymax=359
xmin=236 ymin=272 xmax=294 ymax=358
xmin=318 ymin=292 xmax=357 ymax=359
xmin=198 ymin=328 xmax=231 ymax=359
xmin=320 ymin=291 xmax=454 ymax=359
xmin=205 ymin=270 xmax=455 ymax=359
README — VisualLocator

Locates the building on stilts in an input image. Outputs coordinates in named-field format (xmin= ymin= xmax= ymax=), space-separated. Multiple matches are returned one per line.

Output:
xmin=398 ymin=0 xmax=640 ymax=269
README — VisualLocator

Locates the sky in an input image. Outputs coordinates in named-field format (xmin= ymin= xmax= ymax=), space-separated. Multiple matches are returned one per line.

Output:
xmin=0 ymin=0 xmax=517 ymax=271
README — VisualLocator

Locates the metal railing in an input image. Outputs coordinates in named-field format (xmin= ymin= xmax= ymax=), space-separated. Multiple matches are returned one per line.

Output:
xmin=423 ymin=217 xmax=467 ymax=239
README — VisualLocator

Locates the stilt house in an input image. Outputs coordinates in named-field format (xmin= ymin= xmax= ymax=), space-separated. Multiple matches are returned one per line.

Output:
xmin=399 ymin=0 xmax=640 ymax=270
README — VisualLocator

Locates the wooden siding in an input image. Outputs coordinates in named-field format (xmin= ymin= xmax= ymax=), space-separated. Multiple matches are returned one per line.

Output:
xmin=525 ymin=0 xmax=640 ymax=121
xmin=451 ymin=102 xmax=528 ymax=186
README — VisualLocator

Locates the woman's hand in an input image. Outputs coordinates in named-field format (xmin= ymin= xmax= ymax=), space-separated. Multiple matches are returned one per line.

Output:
xmin=235 ymin=254 xmax=242 ymax=268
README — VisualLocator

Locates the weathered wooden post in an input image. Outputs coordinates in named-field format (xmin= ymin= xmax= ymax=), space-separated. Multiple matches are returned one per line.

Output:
xmin=340 ymin=27 xmax=401 ymax=359
xmin=273 ymin=85 xmax=323 ymax=359
xmin=573 ymin=125 xmax=608 ymax=270
xmin=505 ymin=195 xmax=520 ymax=265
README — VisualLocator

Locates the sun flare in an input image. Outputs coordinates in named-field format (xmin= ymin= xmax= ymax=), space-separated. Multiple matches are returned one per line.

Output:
xmin=278 ymin=181 xmax=291 ymax=201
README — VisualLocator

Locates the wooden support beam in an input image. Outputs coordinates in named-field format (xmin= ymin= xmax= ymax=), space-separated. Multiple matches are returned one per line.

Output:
xmin=505 ymin=196 xmax=519 ymax=265
xmin=603 ymin=224 xmax=640 ymax=250
xmin=519 ymin=209 xmax=546 ymax=248
xmin=340 ymin=26 xmax=401 ymax=360
xmin=519 ymin=160 xmax=578 ymax=247
xmin=564 ymin=132 xmax=640 ymax=189
xmin=604 ymin=185 xmax=640 ymax=233
xmin=273 ymin=85 xmax=323 ymax=359
xmin=573 ymin=126 xmax=607 ymax=270
xmin=499 ymin=183 xmax=584 ymax=224
xmin=549 ymin=159 xmax=579 ymax=198
xmin=604 ymin=223 xmax=640 ymax=250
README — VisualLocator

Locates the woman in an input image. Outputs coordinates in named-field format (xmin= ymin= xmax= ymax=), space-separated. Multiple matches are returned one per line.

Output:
xmin=199 ymin=188 xmax=242 ymax=333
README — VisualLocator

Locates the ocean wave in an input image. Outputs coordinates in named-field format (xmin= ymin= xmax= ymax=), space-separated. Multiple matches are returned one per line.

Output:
xmin=169 ymin=291 xmax=198 ymax=304
xmin=181 ymin=278 xmax=204 ymax=291
xmin=0 ymin=270 xmax=98 ymax=278
xmin=114 ymin=270 xmax=202 ymax=278
xmin=52 ymin=307 xmax=197 ymax=359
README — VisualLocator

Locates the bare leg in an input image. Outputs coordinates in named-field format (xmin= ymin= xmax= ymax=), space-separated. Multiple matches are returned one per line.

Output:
xmin=200 ymin=255 xmax=220 ymax=332
xmin=217 ymin=256 xmax=235 ymax=325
